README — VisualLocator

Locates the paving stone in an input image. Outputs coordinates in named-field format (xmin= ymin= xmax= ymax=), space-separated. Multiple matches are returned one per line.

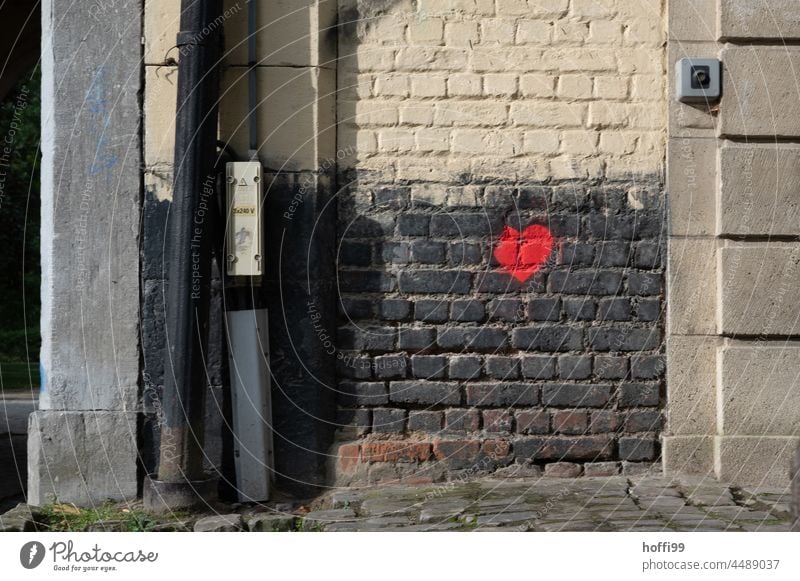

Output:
xmin=302 ymin=508 xmax=357 ymax=530
xmin=194 ymin=514 xmax=244 ymax=532
xmin=248 ymin=514 xmax=297 ymax=531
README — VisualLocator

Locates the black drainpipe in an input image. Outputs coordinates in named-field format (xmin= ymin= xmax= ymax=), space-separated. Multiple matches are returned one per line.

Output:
xmin=144 ymin=0 xmax=223 ymax=511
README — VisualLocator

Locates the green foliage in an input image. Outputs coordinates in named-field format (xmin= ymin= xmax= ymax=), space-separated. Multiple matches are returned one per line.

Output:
xmin=37 ymin=501 xmax=160 ymax=532
xmin=0 ymin=68 xmax=40 ymax=361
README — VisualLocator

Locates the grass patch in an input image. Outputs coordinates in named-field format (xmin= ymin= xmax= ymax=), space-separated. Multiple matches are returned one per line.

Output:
xmin=37 ymin=502 xmax=160 ymax=532
xmin=0 ymin=361 xmax=39 ymax=391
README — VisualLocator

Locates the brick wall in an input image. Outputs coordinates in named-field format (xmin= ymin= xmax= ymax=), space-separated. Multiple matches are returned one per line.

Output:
xmin=334 ymin=0 xmax=666 ymax=484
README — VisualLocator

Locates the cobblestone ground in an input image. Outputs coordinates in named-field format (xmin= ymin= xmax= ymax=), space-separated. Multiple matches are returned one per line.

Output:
xmin=294 ymin=475 xmax=793 ymax=532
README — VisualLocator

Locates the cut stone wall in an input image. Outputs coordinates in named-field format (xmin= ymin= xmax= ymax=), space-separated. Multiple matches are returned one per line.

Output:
xmin=665 ymin=0 xmax=800 ymax=486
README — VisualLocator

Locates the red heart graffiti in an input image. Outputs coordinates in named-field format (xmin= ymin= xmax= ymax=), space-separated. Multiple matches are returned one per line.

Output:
xmin=494 ymin=224 xmax=554 ymax=282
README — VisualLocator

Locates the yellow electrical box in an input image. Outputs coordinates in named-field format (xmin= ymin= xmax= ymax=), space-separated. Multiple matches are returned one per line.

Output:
xmin=226 ymin=161 xmax=263 ymax=277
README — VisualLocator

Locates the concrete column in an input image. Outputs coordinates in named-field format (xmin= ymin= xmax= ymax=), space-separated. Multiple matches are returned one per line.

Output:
xmin=29 ymin=0 xmax=143 ymax=505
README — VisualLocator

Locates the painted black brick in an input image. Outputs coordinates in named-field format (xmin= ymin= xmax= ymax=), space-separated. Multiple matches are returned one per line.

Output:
xmin=593 ymin=355 xmax=629 ymax=379
xmin=397 ymin=214 xmax=430 ymax=236
xmin=374 ymin=354 xmax=408 ymax=379
xmin=448 ymin=242 xmax=483 ymax=267
xmin=397 ymin=327 xmax=435 ymax=351
xmin=438 ymin=327 xmax=508 ymax=351
xmin=449 ymin=356 xmax=483 ymax=379
xmin=487 ymin=298 xmax=524 ymax=322
xmin=588 ymin=327 xmax=660 ymax=351
xmin=373 ymin=408 xmax=407 ymax=433
xmin=451 ymin=299 xmax=485 ymax=322
xmin=410 ymin=240 xmax=446 ymax=264
xmin=339 ymin=241 xmax=372 ymax=266
xmin=414 ymin=299 xmax=449 ymax=323
xmin=511 ymin=326 xmax=583 ymax=351
xmin=465 ymin=383 xmax=538 ymax=407
xmin=338 ymin=326 xmax=396 ymax=351
xmin=598 ymin=297 xmax=632 ymax=321
xmin=429 ymin=213 xmax=503 ymax=238
xmin=594 ymin=241 xmax=631 ymax=267
xmin=521 ymin=355 xmax=557 ymax=379
xmin=340 ymin=298 xmax=373 ymax=320
xmin=339 ymin=382 xmax=389 ymax=406
xmin=485 ymin=356 xmax=521 ymax=379
xmin=339 ymin=271 xmax=395 ymax=292
xmin=389 ymin=381 xmax=461 ymax=405
xmin=559 ymin=242 xmax=595 ymax=266
xmin=558 ymin=355 xmax=592 ymax=380
xmin=627 ymin=272 xmax=663 ymax=296
xmin=411 ymin=355 xmax=447 ymax=379
xmin=631 ymin=355 xmax=665 ymax=379
xmin=408 ymin=410 xmax=443 ymax=432
xmin=337 ymin=408 xmax=372 ymax=435
xmin=636 ymin=298 xmax=661 ymax=322
xmin=548 ymin=270 xmax=623 ymax=295
xmin=529 ymin=297 xmax=561 ymax=321
xmin=513 ymin=435 xmax=614 ymax=461
xmin=337 ymin=357 xmax=373 ymax=380
xmin=634 ymin=242 xmax=661 ymax=268
xmin=619 ymin=436 xmax=657 ymax=461
xmin=380 ymin=299 xmax=411 ymax=321
xmin=382 ymin=242 xmax=410 ymax=264
xmin=374 ymin=186 xmax=410 ymax=209
xmin=399 ymin=270 xmax=472 ymax=294
xmin=618 ymin=382 xmax=661 ymax=407
xmin=475 ymin=271 xmax=547 ymax=293
xmin=563 ymin=298 xmax=596 ymax=321
xmin=541 ymin=383 xmax=612 ymax=408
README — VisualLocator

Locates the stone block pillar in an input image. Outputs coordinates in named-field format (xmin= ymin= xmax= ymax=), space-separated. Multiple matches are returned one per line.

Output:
xmin=29 ymin=0 xmax=143 ymax=505
xmin=665 ymin=0 xmax=800 ymax=486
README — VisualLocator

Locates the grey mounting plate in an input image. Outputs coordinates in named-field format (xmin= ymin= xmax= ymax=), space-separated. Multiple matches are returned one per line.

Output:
xmin=676 ymin=58 xmax=721 ymax=104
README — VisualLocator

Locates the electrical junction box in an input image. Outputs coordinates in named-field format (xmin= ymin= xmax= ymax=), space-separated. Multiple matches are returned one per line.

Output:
xmin=226 ymin=161 xmax=263 ymax=277
xmin=676 ymin=58 xmax=721 ymax=103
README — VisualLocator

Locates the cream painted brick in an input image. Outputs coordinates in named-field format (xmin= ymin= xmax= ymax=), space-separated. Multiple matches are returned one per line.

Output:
xmin=417 ymin=0 xmax=495 ymax=16
xmin=434 ymin=102 xmax=508 ymax=126
xmin=516 ymin=20 xmax=553 ymax=44
xmin=366 ymin=18 xmax=408 ymax=44
xmin=343 ymin=47 xmax=396 ymax=72
xmin=553 ymin=20 xmax=590 ymax=44
xmin=399 ymin=105 xmax=434 ymax=126
xmin=631 ymin=75 xmax=663 ymax=101
xmin=599 ymin=132 xmax=637 ymax=155
xmin=589 ymin=21 xmax=623 ymax=44
xmin=144 ymin=66 xmax=178 ymax=169
xmin=588 ymin=102 xmax=662 ymax=129
xmin=345 ymin=101 xmax=400 ymax=126
xmin=480 ymin=19 xmax=516 ymax=45
xmin=395 ymin=47 xmax=469 ymax=71
xmin=410 ymin=76 xmax=447 ymax=98
xmin=379 ymin=129 xmax=416 ymax=152
xmin=594 ymin=76 xmax=629 ymax=99
xmin=558 ymin=75 xmax=594 ymax=99
xmin=472 ymin=47 xmax=543 ymax=72
xmin=560 ymin=130 xmax=598 ymax=154
xmin=411 ymin=184 xmax=448 ymax=206
xmin=484 ymin=74 xmax=518 ymax=96
xmin=520 ymin=74 xmax=556 ymax=97
xmin=570 ymin=0 xmax=617 ymax=19
xmin=637 ymin=132 xmax=665 ymax=158
xmin=409 ymin=18 xmax=444 ymax=44
xmin=625 ymin=18 xmax=664 ymax=47
xmin=444 ymin=21 xmax=479 ymax=46
xmin=522 ymin=131 xmax=560 ymax=154
xmin=375 ymin=75 xmax=410 ymax=97
xmin=498 ymin=0 xmax=568 ymax=18
xmin=447 ymin=74 xmax=482 ymax=96
xmin=550 ymin=156 xmax=603 ymax=180
xmin=447 ymin=186 xmax=482 ymax=207
xmin=537 ymin=48 xmax=617 ymax=72
xmin=452 ymin=130 xmax=521 ymax=156
xmin=339 ymin=72 xmax=374 ymax=99
xmin=339 ymin=127 xmax=378 ymax=159
xmin=617 ymin=49 xmax=664 ymax=74
xmin=511 ymin=102 xmax=587 ymax=127
xmin=415 ymin=129 xmax=450 ymax=152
